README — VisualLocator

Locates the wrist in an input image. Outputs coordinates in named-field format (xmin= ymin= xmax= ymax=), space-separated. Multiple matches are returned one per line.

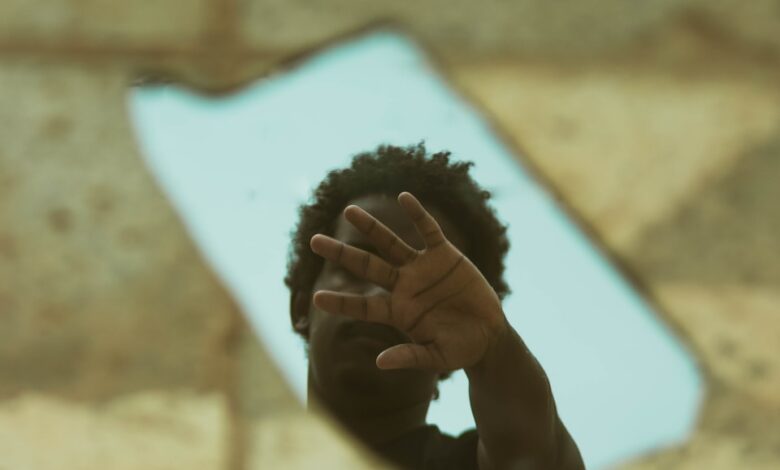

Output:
xmin=465 ymin=314 xmax=514 ymax=379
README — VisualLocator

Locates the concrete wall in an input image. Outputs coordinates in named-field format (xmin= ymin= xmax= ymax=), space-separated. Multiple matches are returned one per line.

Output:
xmin=2 ymin=0 xmax=778 ymax=468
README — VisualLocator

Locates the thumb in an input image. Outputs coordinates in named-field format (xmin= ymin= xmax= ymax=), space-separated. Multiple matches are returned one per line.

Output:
xmin=376 ymin=343 xmax=440 ymax=370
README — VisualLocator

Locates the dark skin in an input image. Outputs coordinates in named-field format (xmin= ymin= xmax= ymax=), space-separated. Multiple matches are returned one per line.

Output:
xmin=292 ymin=192 xmax=584 ymax=470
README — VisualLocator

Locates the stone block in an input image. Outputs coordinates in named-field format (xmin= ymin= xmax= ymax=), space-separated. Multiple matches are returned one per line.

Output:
xmin=247 ymin=410 xmax=389 ymax=469
xmin=0 ymin=62 xmax=241 ymax=399
xmin=0 ymin=0 xmax=209 ymax=48
xmin=0 ymin=392 xmax=230 ymax=470
xmin=452 ymin=64 xmax=780 ymax=251
xmin=239 ymin=0 xmax=780 ymax=62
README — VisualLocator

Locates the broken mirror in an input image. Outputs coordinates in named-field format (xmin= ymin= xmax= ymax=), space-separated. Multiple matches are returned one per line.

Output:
xmin=128 ymin=31 xmax=702 ymax=470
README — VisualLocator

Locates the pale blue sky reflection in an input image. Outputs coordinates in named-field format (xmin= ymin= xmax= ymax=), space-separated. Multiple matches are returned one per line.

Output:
xmin=129 ymin=31 xmax=702 ymax=469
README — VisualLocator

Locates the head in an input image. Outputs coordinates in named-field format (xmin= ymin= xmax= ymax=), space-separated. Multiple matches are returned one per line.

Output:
xmin=286 ymin=143 xmax=509 ymax=411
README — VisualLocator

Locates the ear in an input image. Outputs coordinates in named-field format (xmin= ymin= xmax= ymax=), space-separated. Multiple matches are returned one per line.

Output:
xmin=290 ymin=290 xmax=312 ymax=338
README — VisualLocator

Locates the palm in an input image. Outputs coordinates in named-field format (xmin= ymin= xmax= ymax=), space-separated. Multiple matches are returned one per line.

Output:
xmin=310 ymin=192 xmax=505 ymax=372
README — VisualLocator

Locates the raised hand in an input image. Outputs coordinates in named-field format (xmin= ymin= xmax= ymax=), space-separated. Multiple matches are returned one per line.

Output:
xmin=310 ymin=192 xmax=507 ymax=372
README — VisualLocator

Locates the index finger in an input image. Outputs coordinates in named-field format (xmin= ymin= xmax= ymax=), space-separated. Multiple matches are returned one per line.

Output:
xmin=344 ymin=205 xmax=418 ymax=265
xmin=310 ymin=234 xmax=399 ymax=291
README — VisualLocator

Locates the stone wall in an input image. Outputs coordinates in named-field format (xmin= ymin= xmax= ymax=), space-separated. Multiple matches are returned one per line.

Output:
xmin=2 ymin=0 xmax=778 ymax=468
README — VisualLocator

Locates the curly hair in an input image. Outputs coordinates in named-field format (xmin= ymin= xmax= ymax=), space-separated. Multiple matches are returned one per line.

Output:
xmin=285 ymin=143 xmax=510 ymax=333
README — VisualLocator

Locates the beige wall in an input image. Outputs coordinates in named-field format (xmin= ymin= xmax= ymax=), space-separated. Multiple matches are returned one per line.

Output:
xmin=1 ymin=0 xmax=778 ymax=468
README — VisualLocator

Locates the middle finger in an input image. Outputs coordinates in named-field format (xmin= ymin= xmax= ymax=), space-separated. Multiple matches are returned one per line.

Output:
xmin=310 ymin=234 xmax=399 ymax=291
xmin=344 ymin=205 xmax=418 ymax=265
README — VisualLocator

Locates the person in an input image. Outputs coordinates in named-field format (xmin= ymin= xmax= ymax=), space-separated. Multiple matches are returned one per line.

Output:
xmin=285 ymin=144 xmax=584 ymax=469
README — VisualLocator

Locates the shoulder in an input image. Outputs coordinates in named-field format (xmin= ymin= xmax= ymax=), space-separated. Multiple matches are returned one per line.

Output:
xmin=378 ymin=425 xmax=479 ymax=470
xmin=422 ymin=426 xmax=480 ymax=470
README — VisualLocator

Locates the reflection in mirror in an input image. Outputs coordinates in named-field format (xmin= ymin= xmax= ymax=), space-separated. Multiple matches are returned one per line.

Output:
xmin=128 ymin=31 xmax=702 ymax=469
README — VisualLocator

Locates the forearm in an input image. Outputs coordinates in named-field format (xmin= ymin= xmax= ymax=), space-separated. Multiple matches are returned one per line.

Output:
xmin=465 ymin=318 xmax=584 ymax=469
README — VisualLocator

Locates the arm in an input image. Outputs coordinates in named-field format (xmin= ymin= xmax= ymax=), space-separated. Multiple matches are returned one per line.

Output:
xmin=309 ymin=192 xmax=584 ymax=469
xmin=466 ymin=318 xmax=584 ymax=470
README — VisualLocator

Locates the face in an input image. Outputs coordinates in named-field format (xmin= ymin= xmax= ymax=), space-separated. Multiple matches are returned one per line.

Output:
xmin=300 ymin=193 xmax=468 ymax=413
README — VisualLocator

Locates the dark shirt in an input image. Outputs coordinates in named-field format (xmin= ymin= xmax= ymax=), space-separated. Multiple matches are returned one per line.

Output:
xmin=376 ymin=425 xmax=479 ymax=470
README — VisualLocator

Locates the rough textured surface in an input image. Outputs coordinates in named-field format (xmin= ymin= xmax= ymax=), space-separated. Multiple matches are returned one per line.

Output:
xmin=452 ymin=65 xmax=780 ymax=252
xmin=2 ymin=0 xmax=779 ymax=468
xmin=247 ymin=410 xmax=388 ymax=469
xmin=0 ymin=0 xmax=210 ymax=47
xmin=0 ymin=62 xmax=237 ymax=400
xmin=653 ymin=285 xmax=780 ymax=409
xmin=0 ymin=392 xmax=229 ymax=470
xmin=632 ymin=137 xmax=780 ymax=288
xmin=233 ymin=314 xmax=299 ymax=419
xmin=621 ymin=386 xmax=780 ymax=470
xmin=239 ymin=0 xmax=780 ymax=63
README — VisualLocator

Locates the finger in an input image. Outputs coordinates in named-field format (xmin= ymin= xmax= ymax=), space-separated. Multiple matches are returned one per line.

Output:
xmin=313 ymin=291 xmax=397 ymax=326
xmin=311 ymin=235 xmax=398 ymax=290
xmin=344 ymin=205 xmax=417 ymax=265
xmin=376 ymin=343 xmax=445 ymax=371
xmin=397 ymin=192 xmax=446 ymax=249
